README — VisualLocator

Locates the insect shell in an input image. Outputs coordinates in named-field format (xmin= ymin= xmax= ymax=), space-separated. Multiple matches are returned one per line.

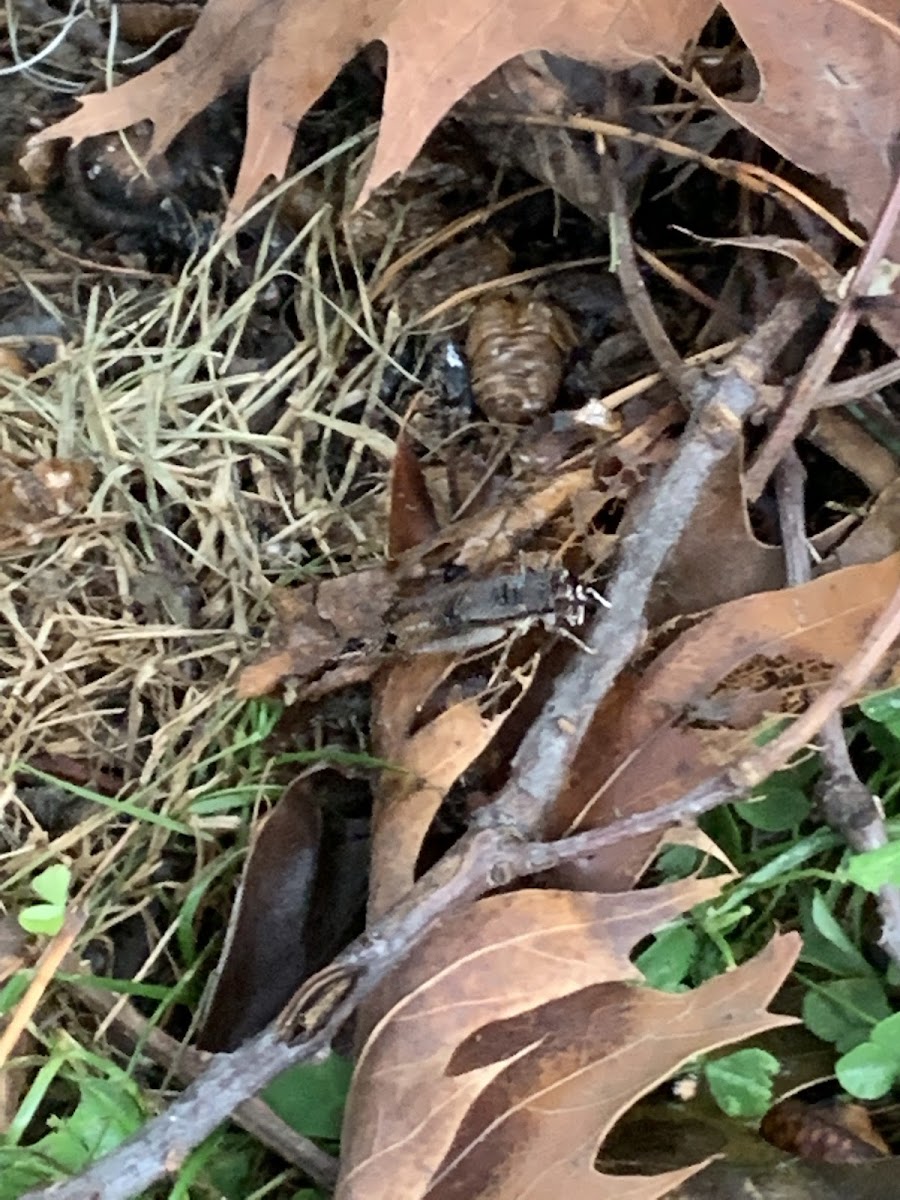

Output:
xmin=465 ymin=294 xmax=576 ymax=424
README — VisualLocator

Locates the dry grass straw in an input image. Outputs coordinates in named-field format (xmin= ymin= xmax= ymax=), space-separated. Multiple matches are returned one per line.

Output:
xmin=0 ymin=137 xmax=418 ymax=949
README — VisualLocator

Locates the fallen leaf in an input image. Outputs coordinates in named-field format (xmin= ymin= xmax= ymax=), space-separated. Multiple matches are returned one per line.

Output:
xmin=428 ymin=935 xmax=800 ymax=1200
xmin=198 ymin=772 xmax=370 ymax=1051
xmin=29 ymin=0 xmax=712 ymax=216
xmin=197 ymin=777 xmax=322 ymax=1051
xmin=338 ymin=875 xmax=799 ymax=1200
xmin=26 ymin=0 xmax=900 ymax=290
xmin=389 ymin=433 xmax=440 ymax=560
xmin=716 ymin=0 xmax=900 ymax=261
xmin=369 ymin=695 xmax=508 ymax=920
xmin=549 ymin=552 xmax=900 ymax=891
xmin=651 ymin=448 xmax=783 ymax=622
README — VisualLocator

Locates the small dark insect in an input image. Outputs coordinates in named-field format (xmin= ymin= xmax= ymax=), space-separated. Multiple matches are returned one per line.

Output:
xmin=389 ymin=568 xmax=609 ymax=654
xmin=440 ymin=569 xmax=605 ymax=630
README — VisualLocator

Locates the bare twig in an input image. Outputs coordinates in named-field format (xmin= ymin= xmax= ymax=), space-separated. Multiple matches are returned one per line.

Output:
xmin=816 ymin=722 xmax=900 ymax=965
xmin=816 ymin=358 xmax=900 ymax=408
xmin=525 ymin=572 xmax=900 ymax=874
xmin=570 ymin=338 xmax=742 ymax=415
xmin=473 ymin=111 xmax=864 ymax=249
xmin=774 ymin=448 xmax=811 ymax=586
xmin=482 ymin=284 xmax=812 ymax=839
xmin=745 ymin=168 xmax=900 ymax=499
xmin=70 ymin=981 xmax=339 ymax=1190
xmin=607 ymin=165 xmax=687 ymax=393
xmin=775 ymin=449 xmax=900 ymax=967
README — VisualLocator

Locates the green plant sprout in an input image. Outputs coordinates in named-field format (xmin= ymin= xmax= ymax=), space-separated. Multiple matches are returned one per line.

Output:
xmin=18 ymin=864 xmax=72 ymax=936
xmin=835 ymin=1013 xmax=900 ymax=1099
xmin=0 ymin=1034 xmax=146 ymax=1197
xmin=702 ymin=1048 xmax=781 ymax=1118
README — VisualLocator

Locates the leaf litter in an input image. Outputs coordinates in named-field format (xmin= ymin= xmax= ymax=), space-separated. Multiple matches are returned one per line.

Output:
xmin=342 ymin=885 xmax=797 ymax=1200
xmin=3 ymin=1 xmax=900 ymax=1198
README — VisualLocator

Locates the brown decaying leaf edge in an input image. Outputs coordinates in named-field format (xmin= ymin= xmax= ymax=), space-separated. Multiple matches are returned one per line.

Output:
xmin=368 ymin=697 xmax=509 ymax=921
xmin=428 ymin=935 xmax=800 ymax=1200
xmin=545 ymin=549 xmax=900 ymax=893
xmin=27 ymin=0 xmax=713 ymax=215
xmin=388 ymin=432 xmax=440 ymax=559
xmin=26 ymin=0 xmax=900 ymax=270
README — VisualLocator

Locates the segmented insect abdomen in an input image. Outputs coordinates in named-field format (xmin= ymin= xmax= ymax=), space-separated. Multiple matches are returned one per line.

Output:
xmin=465 ymin=295 xmax=575 ymax=423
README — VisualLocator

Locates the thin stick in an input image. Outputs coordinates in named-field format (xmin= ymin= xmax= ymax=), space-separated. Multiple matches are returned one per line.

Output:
xmin=775 ymin=451 xmax=900 ymax=967
xmin=71 ymin=981 xmax=339 ymax=1189
xmin=816 ymin=358 xmax=900 ymax=408
xmin=482 ymin=285 xmax=811 ymax=838
xmin=745 ymin=168 xmax=900 ymax=499
xmin=0 ymin=911 xmax=85 ymax=1069
xmin=775 ymin=448 xmax=811 ymax=587
xmin=607 ymin=163 xmax=687 ymax=394
xmin=472 ymin=111 xmax=864 ymax=248
xmin=576 ymin=338 xmax=741 ymax=414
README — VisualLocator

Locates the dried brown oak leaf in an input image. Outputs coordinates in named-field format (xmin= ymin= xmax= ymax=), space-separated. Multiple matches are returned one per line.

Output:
xmin=374 ymin=700 xmax=508 ymax=918
xmin=29 ymin=0 xmax=900 ymax=278
xmin=719 ymin=0 xmax=900 ymax=261
xmin=338 ymin=876 xmax=800 ymax=1200
xmin=549 ymin=551 xmax=900 ymax=892
xmin=368 ymin=651 xmax=530 ymax=920
xmin=28 ymin=0 xmax=711 ymax=217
